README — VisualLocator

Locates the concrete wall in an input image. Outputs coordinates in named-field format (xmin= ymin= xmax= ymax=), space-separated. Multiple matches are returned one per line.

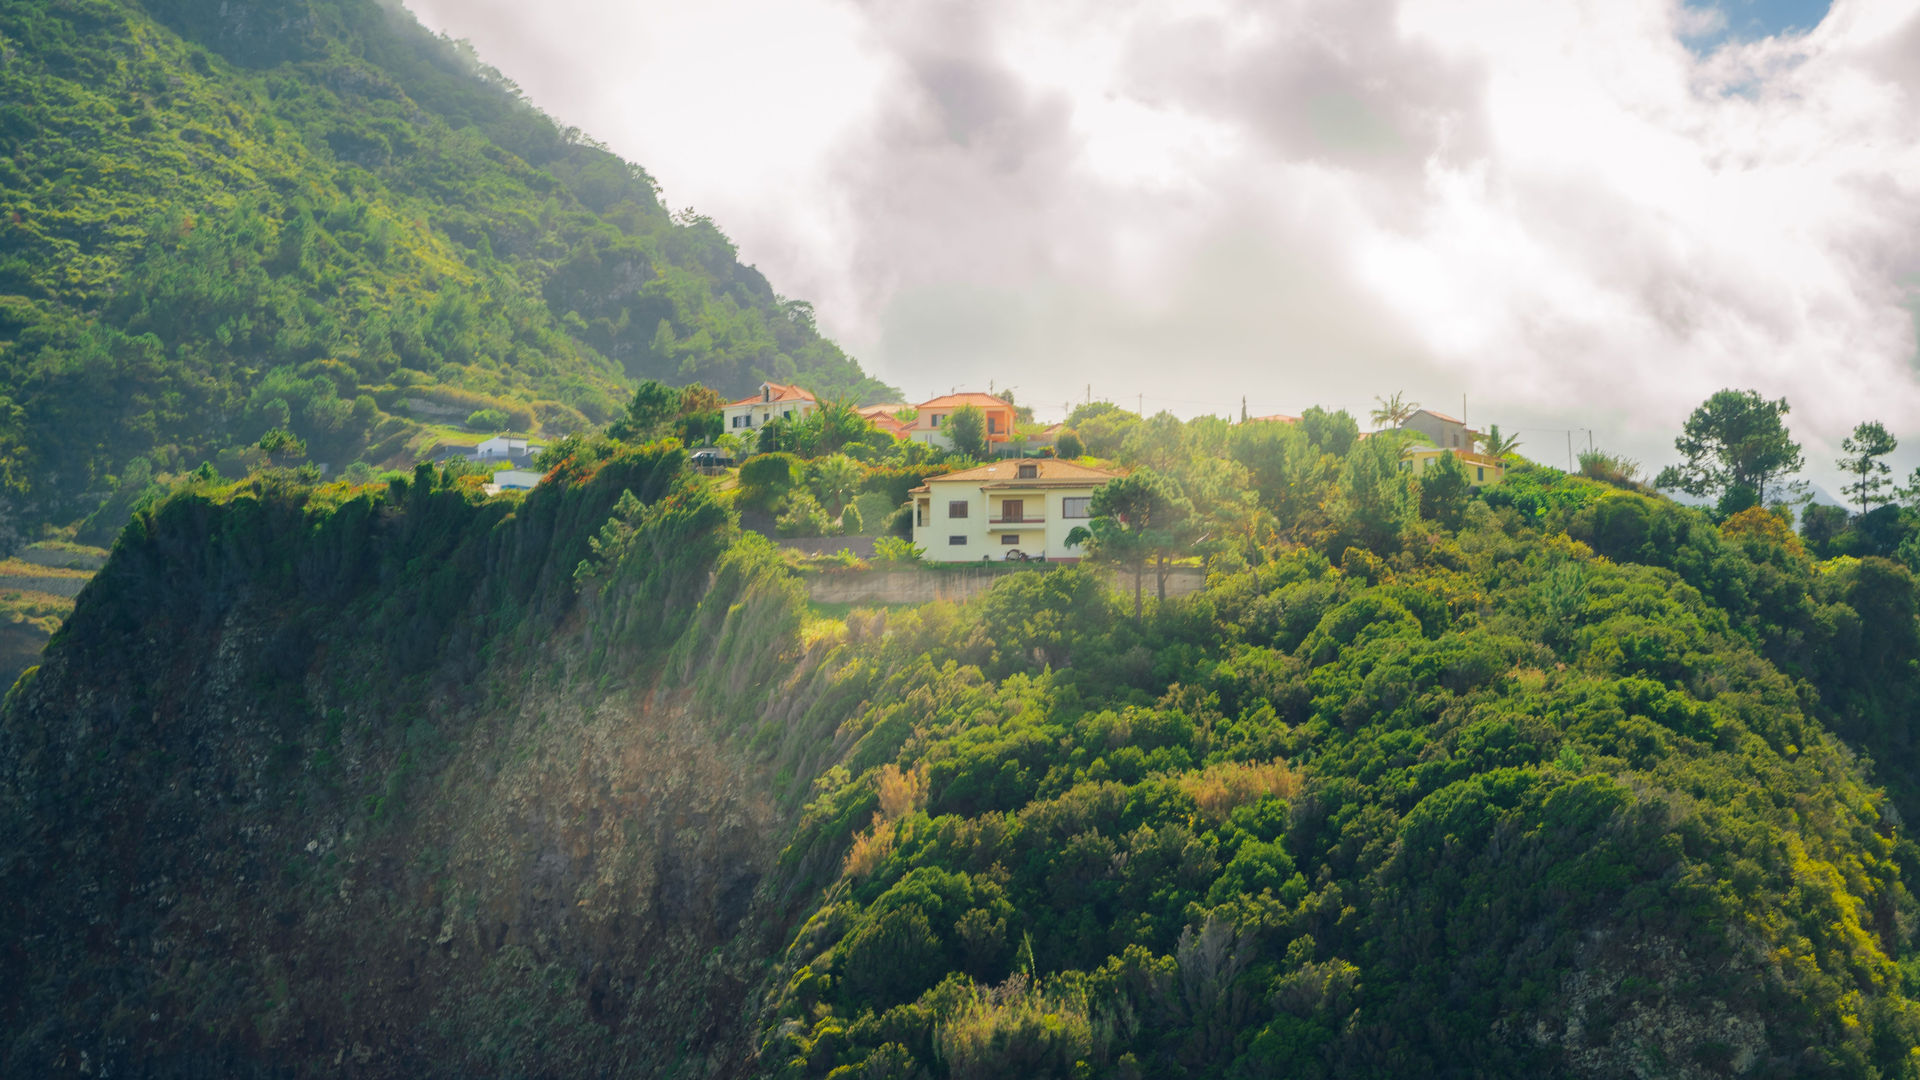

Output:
xmin=806 ymin=565 xmax=1206 ymax=606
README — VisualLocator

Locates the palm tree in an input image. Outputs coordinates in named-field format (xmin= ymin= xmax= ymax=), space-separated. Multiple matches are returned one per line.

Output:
xmin=1370 ymin=392 xmax=1419 ymax=431
xmin=1478 ymin=425 xmax=1521 ymax=457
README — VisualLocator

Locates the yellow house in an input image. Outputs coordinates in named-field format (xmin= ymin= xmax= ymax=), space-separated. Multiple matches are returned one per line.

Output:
xmin=1403 ymin=447 xmax=1506 ymax=486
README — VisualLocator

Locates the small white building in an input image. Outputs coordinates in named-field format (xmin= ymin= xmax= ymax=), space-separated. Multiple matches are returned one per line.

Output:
xmin=722 ymin=382 xmax=818 ymax=433
xmin=910 ymin=459 xmax=1122 ymax=563
xmin=474 ymin=435 xmax=544 ymax=461
xmin=492 ymin=469 xmax=542 ymax=491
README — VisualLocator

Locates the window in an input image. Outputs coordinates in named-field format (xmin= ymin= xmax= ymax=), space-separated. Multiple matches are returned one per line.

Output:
xmin=1017 ymin=463 xmax=1037 ymax=479
xmin=1062 ymin=497 xmax=1091 ymax=519
xmin=1001 ymin=534 xmax=1019 ymax=545
xmin=1476 ymin=466 xmax=1485 ymax=482
xmin=916 ymin=503 xmax=927 ymax=527
xmin=948 ymin=500 xmax=969 ymax=519
xmin=783 ymin=410 xmax=793 ymax=420
xmin=989 ymin=416 xmax=999 ymax=434
xmin=948 ymin=535 xmax=967 ymax=546
xmin=931 ymin=413 xmax=943 ymax=427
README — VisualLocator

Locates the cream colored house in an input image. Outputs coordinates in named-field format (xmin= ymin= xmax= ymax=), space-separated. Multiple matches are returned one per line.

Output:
xmin=722 ymin=382 xmax=818 ymax=434
xmin=910 ymin=459 xmax=1121 ymax=563
xmin=1403 ymin=448 xmax=1506 ymax=486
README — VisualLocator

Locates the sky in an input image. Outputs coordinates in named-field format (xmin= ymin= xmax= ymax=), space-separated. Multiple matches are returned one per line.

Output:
xmin=402 ymin=0 xmax=1920 ymax=493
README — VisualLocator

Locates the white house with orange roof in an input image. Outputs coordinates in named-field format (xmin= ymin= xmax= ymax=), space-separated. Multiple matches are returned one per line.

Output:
xmin=722 ymin=382 xmax=818 ymax=434
xmin=903 ymin=393 xmax=1017 ymax=452
xmin=910 ymin=458 xmax=1122 ymax=562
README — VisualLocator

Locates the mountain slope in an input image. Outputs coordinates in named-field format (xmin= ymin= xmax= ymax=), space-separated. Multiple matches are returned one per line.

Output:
xmin=4 ymin=455 xmax=1920 ymax=1077
xmin=0 ymin=0 xmax=892 ymax=530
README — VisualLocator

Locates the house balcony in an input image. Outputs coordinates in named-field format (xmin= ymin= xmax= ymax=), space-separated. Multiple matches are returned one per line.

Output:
xmin=988 ymin=515 xmax=1046 ymax=525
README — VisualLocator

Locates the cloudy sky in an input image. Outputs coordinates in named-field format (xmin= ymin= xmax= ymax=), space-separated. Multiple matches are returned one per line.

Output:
xmin=403 ymin=0 xmax=1920 ymax=490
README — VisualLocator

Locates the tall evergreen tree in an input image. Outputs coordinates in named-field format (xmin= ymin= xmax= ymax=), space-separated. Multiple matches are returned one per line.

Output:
xmin=1655 ymin=389 xmax=1804 ymax=515
xmin=1838 ymin=421 xmax=1897 ymax=514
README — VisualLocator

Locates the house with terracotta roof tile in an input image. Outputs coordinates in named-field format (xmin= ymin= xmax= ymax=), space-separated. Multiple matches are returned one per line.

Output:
xmin=722 ymin=382 xmax=818 ymax=434
xmin=903 ymin=393 xmax=1017 ymax=451
xmin=857 ymin=404 xmax=913 ymax=439
xmin=1399 ymin=408 xmax=1473 ymax=451
xmin=910 ymin=458 xmax=1122 ymax=562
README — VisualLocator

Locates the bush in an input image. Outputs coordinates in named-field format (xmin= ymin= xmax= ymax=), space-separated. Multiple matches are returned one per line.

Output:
xmin=852 ymin=491 xmax=895 ymax=535
xmin=873 ymin=536 xmax=924 ymax=563
xmin=840 ymin=503 xmax=864 ymax=535
xmin=1054 ymin=429 xmax=1084 ymax=459
xmin=776 ymin=491 xmax=834 ymax=537
xmin=738 ymin=452 xmax=803 ymax=514
xmin=466 ymin=408 xmax=510 ymax=432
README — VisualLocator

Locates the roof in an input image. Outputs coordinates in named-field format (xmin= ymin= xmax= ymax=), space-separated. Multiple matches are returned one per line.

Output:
xmin=724 ymin=381 xmax=817 ymax=408
xmin=910 ymin=458 xmax=1122 ymax=493
xmin=1246 ymin=413 xmax=1299 ymax=424
xmin=858 ymin=403 xmax=910 ymax=417
xmin=914 ymin=393 xmax=1012 ymax=411
xmin=1412 ymin=408 xmax=1464 ymax=425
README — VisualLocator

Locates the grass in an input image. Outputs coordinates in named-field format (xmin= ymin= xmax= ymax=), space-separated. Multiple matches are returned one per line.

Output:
xmin=804 ymin=599 xmax=917 ymax=623
xmin=0 ymin=558 xmax=92 ymax=580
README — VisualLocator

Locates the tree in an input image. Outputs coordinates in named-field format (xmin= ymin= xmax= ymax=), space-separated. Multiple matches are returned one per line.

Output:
xmin=1066 ymin=470 xmax=1195 ymax=620
xmin=1418 ymin=449 xmax=1471 ymax=528
xmin=258 ymin=427 xmax=307 ymax=466
xmin=1230 ymin=417 xmax=1335 ymax=536
xmin=946 ymin=404 xmax=989 ymax=460
xmin=1328 ymin=434 xmax=1416 ymax=554
xmin=609 ymin=379 xmax=681 ymax=443
xmin=1799 ymin=503 xmax=1849 ymax=558
xmin=1299 ymin=407 xmax=1359 ymax=456
xmin=1654 ymin=389 xmax=1804 ymax=515
xmin=1370 ymin=392 xmax=1419 ymax=431
xmin=808 ymin=454 xmax=864 ymax=515
xmin=1838 ymin=421 xmax=1897 ymax=514
xmin=1479 ymin=425 xmax=1521 ymax=457
xmin=1054 ymin=429 xmax=1084 ymax=460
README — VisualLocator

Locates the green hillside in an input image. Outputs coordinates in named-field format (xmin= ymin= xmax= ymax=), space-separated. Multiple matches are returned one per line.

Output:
xmin=6 ymin=411 xmax=1920 ymax=1076
xmin=0 ymin=0 xmax=893 ymax=532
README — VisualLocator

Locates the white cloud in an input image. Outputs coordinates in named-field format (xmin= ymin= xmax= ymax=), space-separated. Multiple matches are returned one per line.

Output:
xmin=403 ymin=0 xmax=1920 ymax=489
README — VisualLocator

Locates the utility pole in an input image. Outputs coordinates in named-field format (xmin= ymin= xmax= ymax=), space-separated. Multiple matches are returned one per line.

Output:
xmin=1137 ymin=392 xmax=1143 ymax=415
xmin=1085 ymin=384 xmax=1091 ymax=405
xmin=1566 ymin=430 xmax=1573 ymax=473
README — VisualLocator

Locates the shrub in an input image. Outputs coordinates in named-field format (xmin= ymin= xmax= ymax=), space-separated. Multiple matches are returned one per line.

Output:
xmin=852 ymin=491 xmax=895 ymax=535
xmin=776 ymin=491 xmax=834 ymax=537
xmin=873 ymin=536 xmax=924 ymax=563
xmin=1054 ymin=429 xmax=1084 ymax=459
xmin=466 ymin=408 xmax=510 ymax=431
xmin=840 ymin=503 xmax=864 ymax=535
xmin=738 ymin=452 xmax=803 ymax=514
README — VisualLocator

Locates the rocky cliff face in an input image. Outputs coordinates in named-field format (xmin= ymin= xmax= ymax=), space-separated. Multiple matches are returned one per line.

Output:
xmin=0 ymin=457 xmax=832 ymax=1077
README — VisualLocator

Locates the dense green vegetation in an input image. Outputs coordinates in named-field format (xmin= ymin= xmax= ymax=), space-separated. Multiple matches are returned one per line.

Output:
xmin=0 ymin=0 xmax=893 ymax=535
xmin=10 ymin=385 xmax=1920 ymax=1075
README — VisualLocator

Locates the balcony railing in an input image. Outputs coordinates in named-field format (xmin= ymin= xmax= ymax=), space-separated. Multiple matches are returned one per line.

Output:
xmin=988 ymin=515 xmax=1046 ymax=525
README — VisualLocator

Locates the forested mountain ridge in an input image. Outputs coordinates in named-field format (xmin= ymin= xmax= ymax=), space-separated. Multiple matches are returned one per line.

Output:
xmin=6 ymin=424 xmax=1920 ymax=1077
xmin=0 ymin=0 xmax=893 ymax=532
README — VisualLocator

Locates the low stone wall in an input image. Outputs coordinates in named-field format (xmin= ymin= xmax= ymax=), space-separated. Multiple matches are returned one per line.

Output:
xmin=806 ymin=565 xmax=1206 ymax=606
